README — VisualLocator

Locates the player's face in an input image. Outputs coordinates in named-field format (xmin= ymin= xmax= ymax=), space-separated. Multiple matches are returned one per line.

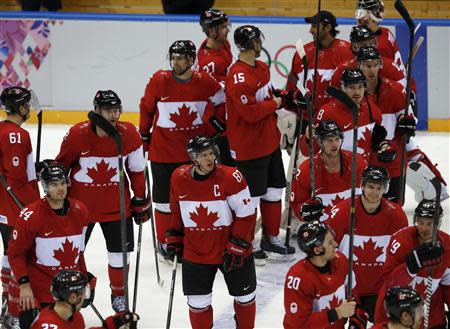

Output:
xmin=252 ymin=38 xmax=262 ymax=58
xmin=310 ymin=22 xmax=329 ymax=43
xmin=321 ymin=135 xmax=341 ymax=156
xmin=211 ymin=22 xmax=230 ymax=42
xmin=411 ymin=304 xmax=424 ymax=329
xmin=171 ymin=54 xmax=192 ymax=76
xmin=195 ymin=148 xmax=216 ymax=174
xmin=357 ymin=16 xmax=378 ymax=32
xmin=343 ymin=83 xmax=365 ymax=104
xmin=360 ymin=60 xmax=381 ymax=83
xmin=321 ymin=231 xmax=338 ymax=260
xmin=67 ymin=290 xmax=86 ymax=313
xmin=415 ymin=217 xmax=435 ymax=243
xmin=362 ymin=181 xmax=385 ymax=203
xmin=99 ymin=107 xmax=120 ymax=127
xmin=46 ymin=180 xmax=67 ymax=201
xmin=19 ymin=102 xmax=31 ymax=120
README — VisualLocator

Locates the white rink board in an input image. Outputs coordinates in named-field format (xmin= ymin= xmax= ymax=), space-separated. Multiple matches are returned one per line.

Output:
xmin=0 ymin=124 xmax=445 ymax=329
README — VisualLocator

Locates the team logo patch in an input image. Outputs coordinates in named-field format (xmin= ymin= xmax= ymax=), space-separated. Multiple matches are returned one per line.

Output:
xmin=240 ymin=95 xmax=248 ymax=104
xmin=290 ymin=302 xmax=298 ymax=314
xmin=12 ymin=229 xmax=18 ymax=240
xmin=12 ymin=156 xmax=19 ymax=167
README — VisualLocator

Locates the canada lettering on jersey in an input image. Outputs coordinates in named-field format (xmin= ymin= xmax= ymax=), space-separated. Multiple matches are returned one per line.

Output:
xmin=156 ymin=101 xmax=207 ymax=130
xmin=180 ymin=200 xmax=232 ymax=231
xmin=339 ymin=234 xmax=390 ymax=267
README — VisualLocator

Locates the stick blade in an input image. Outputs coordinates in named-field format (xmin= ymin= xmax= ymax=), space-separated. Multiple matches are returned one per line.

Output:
xmin=30 ymin=89 xmax=42 ymax=115
xmin=295 ymin=39 xmax=306 ymax=59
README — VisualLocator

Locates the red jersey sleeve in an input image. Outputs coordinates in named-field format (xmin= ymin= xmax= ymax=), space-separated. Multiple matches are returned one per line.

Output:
xmin=55 ymin=126 xmax=81 ymax=171
xmin=325 ymin=199 xmax=350 ymax=244
xmin=226 ymin=74 xmax=277 ymax=124
xmin=8 ymin=204 xmax=40 ymax=281
xmin=139 ymin=71 xmax=162 ymax=135
xmin=290 ymin=161 xmax=311 ymax=220
xmin=168 ymin=171 xmax=185 ymax=233
xmin=226 ymin=168 xmax=256 ymax=243
xmin=123 ymin=124 xmax=146 ymax=199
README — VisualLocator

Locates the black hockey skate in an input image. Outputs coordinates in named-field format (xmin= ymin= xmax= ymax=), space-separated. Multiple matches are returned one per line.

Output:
xmin=260 ymin=234 xmax=295 ymax=255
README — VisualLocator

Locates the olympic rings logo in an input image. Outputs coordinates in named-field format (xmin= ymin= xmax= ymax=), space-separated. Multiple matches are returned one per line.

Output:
xmin=261 ymin=45 xmax=296 ymax=80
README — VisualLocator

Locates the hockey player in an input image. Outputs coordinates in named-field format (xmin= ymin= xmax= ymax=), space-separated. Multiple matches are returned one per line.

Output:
xmin=355 ymin=0 xmax=404 ymax=69
xmin=198 ymin=8 xmax=235 ymax=166
xmin=326 ymin=165 xmax=408 ymax=321
xmin=225 ymin=24 xmax=293 ymax=256
xmin=0 ymin=87 xmax=40 ymax=323
xmin=139 ymin=40 xmax=225 ymax=259
xmin=330 ymin=25 xmax=406 ymax=89
xmin=55 ymin=90 xmax=150 ymax=313
xmin=286 ymin=10 xmax=354 ymax=109
xmin=290 ymin=120 xmax=367 ymax=223
xmin=31 ymin=270 xmax=139 ymax=329
xmin=371 ymin=286 xmax=423 ymax=329
xmin=374 ymin=200 xmax=450 ymax=328
xmin=6 ymin=162 xmax=90 ymax=329
xmin=310 ymin=68 xmax=385 ymax=161
xmin=283 ymin=222 xmax=368 ymax=329
xmin=166 ymin=135 xmax=257 ymax=329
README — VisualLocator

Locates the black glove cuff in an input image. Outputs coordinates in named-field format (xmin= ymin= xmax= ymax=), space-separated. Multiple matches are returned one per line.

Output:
xmin=140 ymin=132 xmax=151 ymax=142
xmin=230 ymin=237 xmax=250 ymax=249
xmin=18 ymin=276 xmax=30 ymax=285
xmin=327 ymin=309 xmax=339 ymax=323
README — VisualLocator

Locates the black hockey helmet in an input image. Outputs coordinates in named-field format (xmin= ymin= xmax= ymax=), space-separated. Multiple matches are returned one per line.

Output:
xmin=93 ymin=90 xmax=122 ymax=112
xmin=39 ymin=161 xmax=68 ymax=192
xmin=341 ymin=68 xmax=367 ymax=86
xmin=51 ymin=270 xmax=88 ymax=303
xmin=384 ymin=286 xmax=422 ymax=322
xmin=350 ymin=25 xmax=375 ymax=43
xmin=355 ymin=0 xmax=385 ymax=21
xmin=362 ymin=165 xmax=390 ymax=191
xmin=0 ymin=86 xmax=31 ymax=114
xmin=168 ymin=40 xmax=196 ymax=60
xmin=200 ymin=8 xmax=229 ymax=35
xmin=414 ymin=199 xmax=443 ymax=220
xmin=187 ymin=135 xmax=218 ymax=161
xmin=234 ymin=25 xmax=264 ymax=51
xmin=357 ymin=46 xmax=381 ymax=62
xmin=315 ymin=120 xmax=343 ymax=141
xmin=297 ymin=222 xmax=329 ymax=255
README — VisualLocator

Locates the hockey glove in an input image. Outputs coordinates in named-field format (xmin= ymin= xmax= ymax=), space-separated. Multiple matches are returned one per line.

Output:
xmin=371 ymin=124 xmax=387 ymax=150
xmin=166 ymin=229 xmax=184 ymax=262
xmin=208 ymin=115 xmax=226 ymax=134
xmin=131 ymin=196 xmax=151 ymax=225
xmin=103 ymin=311 xmax=140 ymax=329
xmin=273 ymin=89 xmax=306 ymax=111
xmin=82 ymin=272 xmax=97 ymax=309
xmin=406 ymin=242 xmax=443 ymax=274
xmin=300 ymin=198 xmax=324 ymax=222
xmin=140 ymin=131 xmax=151 ymax=154
xmin=396 ymin=114 xmax=416 ymax=138
xmin=377 ymin=141 xmax=397 ymax=163
xmin=348 ymin=305 xmax=369 ymax=329
xmin=223 ymin=237 xmax=251 ymax=273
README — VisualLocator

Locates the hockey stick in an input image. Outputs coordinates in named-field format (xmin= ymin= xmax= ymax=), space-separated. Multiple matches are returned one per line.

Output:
xmin=89 ymin=302 xmax=105 ymax=323
xmin=88 ymin=111 xmax=129 ymax=311
xmin=326 ymin=86 xmax=358 ymax=298
xmin=395 ymin=0 xmax=416 ymax=205
xmin=166 ymin=254 xmax=178 ymax=329
xmin=30 ymin=90 xmax=43 ymax=163
xmin=423 ymin=177 xmax=442 ymax=329
xmin=285 ymin=39 xmax=308 ymax=247
xmin=0 ymin=173 xmax=25 ymax=210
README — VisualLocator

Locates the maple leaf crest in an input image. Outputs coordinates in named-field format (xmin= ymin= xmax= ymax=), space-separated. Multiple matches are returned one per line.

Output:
xmin=325 ymin=294 xmax=342 ymax=310
xmin=86 ymin=159 xmax=117 ymax=183
xmin=354 ymin=238 xmax=384 ymax=263
xmin=412 ymin=279 xmax=427 ymax=299
xmin=189 ymin=203 xmax=220 ymax=228
xmin=324 ymin=194 xmax=345 ymax=216
xmin=357 ymin=126 xmax=372 ymax=156
xmin=169 ymin=104 xmax=198 ymax=128
xmin=53 ymin=239 xmax=79 ymax=267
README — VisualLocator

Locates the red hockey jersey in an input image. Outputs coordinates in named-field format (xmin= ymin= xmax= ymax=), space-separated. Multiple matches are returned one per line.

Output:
xmin=283 ymin=251 xmax=355 ymax=329
xmin=368 ymin=78 xmax=410 ymax=178
xmin=375 ymin=227 xmax=450 ymax=328
xmin=8 ymin=198 xmax=89 ymax=304
xmin=197 ymin=39 xmax=234 ymax=84
xmin=169 ymin=164 xmax=256 ymax=264
xmin=286 ymin=39 xmax=354 ymax=109
xmin=375 ymin=27 xmax=405 ymax=71
xmin=31 ymin=307 xmax=85 ymax=329
xmin=139 ymin=70 xmax=225 ymax=163
xmin=0 ymin=121 xmax=39 ymax=227
xmin=55 ymin=120 xmax=145 ymax=222
xmin=326 ymin=196 xmax=408 ymax=296
xmin=315 ymin=97 xmax=382 ymax=160
xmin=225 ymin=60 xmax=280 ymax=160
xmin=330 ymin=56 xmax=406 ymax=89
xmin=290 ymin=150 xmax=367 ymax=222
